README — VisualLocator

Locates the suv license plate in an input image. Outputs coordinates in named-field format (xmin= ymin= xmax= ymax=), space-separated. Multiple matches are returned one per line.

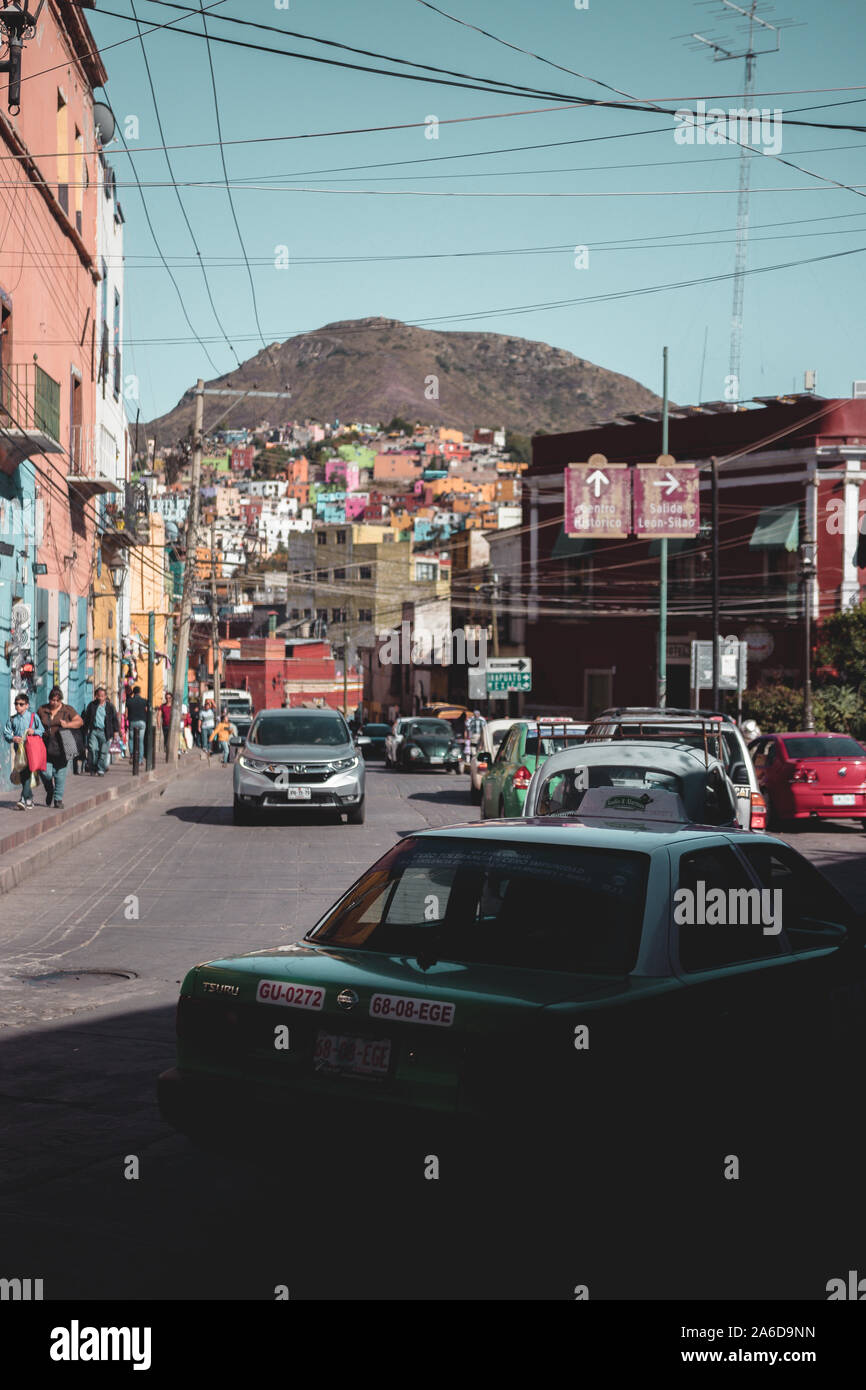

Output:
xmin=286 ymin=786 xmax=312 ymax=800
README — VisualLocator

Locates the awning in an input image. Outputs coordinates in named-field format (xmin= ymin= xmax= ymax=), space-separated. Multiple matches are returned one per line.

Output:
xmin=552 ymin=526 xmax=594 ymax=559
xmin=749 ymin=505 xmax=799 ymax=552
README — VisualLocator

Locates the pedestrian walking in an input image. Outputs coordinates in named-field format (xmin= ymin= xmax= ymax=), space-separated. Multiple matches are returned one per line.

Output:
xmin=210 ymin=713 xmax=233 ymax=764
xmin=189 ymin=698 xmax=202 ymax=749
xmin=3 ymin=694 xmax=45 ymax=808
xmin=82 ymin=685 xmax=120 ymax=777
xmin=200 ymin=699 xmax=216 ymax=748
xmin=160 ymin=692 xmax=174 ymax=756
xmin=36 ymin=687 xmax=83 ymax=809
xmin=126 ymin=685 xmax=148 ymax=770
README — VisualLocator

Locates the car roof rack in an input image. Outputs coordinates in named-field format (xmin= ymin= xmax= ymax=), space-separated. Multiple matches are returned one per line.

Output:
xmin=593 ymin=706 xmax=733 ymax=723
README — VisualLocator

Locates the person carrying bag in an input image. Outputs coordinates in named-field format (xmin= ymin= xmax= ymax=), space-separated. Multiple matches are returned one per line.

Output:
xmin=3 ymin=695 xmax=45 ymax=809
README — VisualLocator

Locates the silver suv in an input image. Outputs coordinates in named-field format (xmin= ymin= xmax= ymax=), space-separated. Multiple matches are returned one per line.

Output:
xmin=584 ymin=707 xmax=765 ymax=830
xmin=233 ymin=707 xmax=365 ymax=825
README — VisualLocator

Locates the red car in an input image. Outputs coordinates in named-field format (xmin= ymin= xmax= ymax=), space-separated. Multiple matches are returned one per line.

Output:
xmin=750 ymin=731 xmax=866 ymax=827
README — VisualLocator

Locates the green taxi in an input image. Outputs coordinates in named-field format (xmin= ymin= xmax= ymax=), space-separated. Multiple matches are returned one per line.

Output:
xmin=480 ymin=719 xmax=587 ymax=818
xmin=158 ymin=816 xmax=865 ymax=1140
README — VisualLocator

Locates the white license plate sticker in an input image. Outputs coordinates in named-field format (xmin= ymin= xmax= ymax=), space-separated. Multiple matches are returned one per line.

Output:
xmin=285 ymin=786 xmax=311 ymax=800
xmin=369 ymin=992 xmax=455 ymax=1027
xmin=832 ymin=794 xmax=856 ymax=806
xmin=429 ymin=757 xmax=444 ymax=764
xmin=313 ymin=1032 xmax=391 ymax=1077
xmin=256 ymin=979 xmax=325 ymax=1009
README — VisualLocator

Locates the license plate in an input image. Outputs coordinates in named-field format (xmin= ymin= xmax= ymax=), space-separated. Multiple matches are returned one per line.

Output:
xmin=832 ymin=794 xmax=856 ymax=806
xmin=285 ymin=786 xmax=311 ymax=800
xmin=313 ymin=1032 xmax=392 ymax=1078
xmin=429 ymin=756 xmax=444 ymax=765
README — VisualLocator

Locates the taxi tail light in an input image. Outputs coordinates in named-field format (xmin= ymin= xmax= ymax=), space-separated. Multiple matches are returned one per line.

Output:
xmin=512 ymin=765 xmax=532 ymax=791
xmin=750 ymin=792 xmax=767 ymax=830
xmin=789 ymin=763 xmax=818 ymax=784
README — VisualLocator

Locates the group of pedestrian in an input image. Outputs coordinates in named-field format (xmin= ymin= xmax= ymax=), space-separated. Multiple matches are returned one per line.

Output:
xmin=3 ymin=687 xmax=85 ymax=810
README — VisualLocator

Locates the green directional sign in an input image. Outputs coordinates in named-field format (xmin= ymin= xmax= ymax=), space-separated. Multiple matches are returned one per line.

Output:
xmin=486 ymin=671 xmax=532 ymax=692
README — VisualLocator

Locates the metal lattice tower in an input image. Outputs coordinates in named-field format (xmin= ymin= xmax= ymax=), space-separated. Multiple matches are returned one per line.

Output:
xmin=682 ymin=2 xmax=792 ymax=405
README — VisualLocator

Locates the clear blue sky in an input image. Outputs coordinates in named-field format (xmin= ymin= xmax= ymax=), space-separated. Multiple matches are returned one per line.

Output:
xmin=85 ymin=0 xmax=866 ymax=426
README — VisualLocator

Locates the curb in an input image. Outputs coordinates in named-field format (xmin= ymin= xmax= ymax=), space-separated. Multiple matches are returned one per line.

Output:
xmin=0 ymin=755 xmax=208 ymax=898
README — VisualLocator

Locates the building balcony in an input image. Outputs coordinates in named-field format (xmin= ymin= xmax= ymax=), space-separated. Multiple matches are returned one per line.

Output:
xmin=0 ymin=363 xmax=63 ymax=472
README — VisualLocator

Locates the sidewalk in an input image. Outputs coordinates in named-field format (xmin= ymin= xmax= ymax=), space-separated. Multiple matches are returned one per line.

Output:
xmin=0 ymin=749 xmax=209 ymax=896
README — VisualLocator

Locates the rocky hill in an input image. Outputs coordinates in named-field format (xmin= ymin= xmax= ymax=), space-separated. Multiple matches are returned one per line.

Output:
xmin=147 ymin=317 xmax=662 ymax=443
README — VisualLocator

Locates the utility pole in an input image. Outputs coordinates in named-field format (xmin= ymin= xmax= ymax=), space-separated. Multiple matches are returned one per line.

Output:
xmin=342 ymin=624 xmax=349 ymax=717
xmin=685 ymin=1 xmax=788 ymax=406
xmin=210 ymin=520 xmax=221 ymax=714
xmin=167 ymin=378 xmax=204 ymax=765
xmin=711 ymin=456 xmax=720 ymax=709
xmin=490 ymin=570 xmax=500 ymax=659
xmin=657 ymin=346 xmax=669 ymax=708
xmin=146 ymin=609 xmax=155 ymax=771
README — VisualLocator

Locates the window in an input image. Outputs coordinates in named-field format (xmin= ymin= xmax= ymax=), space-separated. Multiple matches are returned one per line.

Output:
xmin=112 ymin=290 xmax=121 ymax=399
xmin=331 ymin=607 xmax=347 ymax=623
xmin=333 ymin=567 xmax=346 ymax=580
xmin=316 ymin=568 xmax=329 ymax=581
xmin=358 ymin=608 xmax=373 ymax=622
xmin=56 ymin=92 xmax=69 ymax=214
xmin=311 ymin=837 xmax=649 ymax=975
xmin=675 ymin=846 xmax=785 ymax=973
xmin=316 ymin=532 xmax=327 ymax=546
xmin=739 ymin=842 xmax=854 ymax=949
xmin=415 ymin=562 xmax=437 ymax=581
xmin=359 ymin=565 xmax=372 ymax=580
xmin=336 ymin=530 xmax=347 ymax=544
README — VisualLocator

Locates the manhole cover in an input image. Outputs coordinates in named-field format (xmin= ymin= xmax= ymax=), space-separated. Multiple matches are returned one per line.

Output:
xmin=22 ymin=969 xmax=138 ymax=987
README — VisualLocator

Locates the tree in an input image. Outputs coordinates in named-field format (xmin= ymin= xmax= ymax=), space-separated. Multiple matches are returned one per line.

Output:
xmin=385 ymin=415 xmax=413 ymax=436
xmin=504 ymin=430 xmax=531 ymax=464
xmin=816 ymin=603 xmax=866 ymax=691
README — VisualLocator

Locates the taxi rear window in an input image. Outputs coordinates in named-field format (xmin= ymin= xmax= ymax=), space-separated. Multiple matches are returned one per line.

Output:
xmin=525 ymin=730 xmax=587 ymax=758
xmin=311 ymin=838 xmax=649 ymax=975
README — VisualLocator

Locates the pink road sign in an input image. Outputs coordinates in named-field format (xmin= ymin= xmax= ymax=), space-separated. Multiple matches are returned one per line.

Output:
xmin=565 ymin=461 xmax=631 ymax=537
xmin=633 ymin=461 xmax=700 ymax=537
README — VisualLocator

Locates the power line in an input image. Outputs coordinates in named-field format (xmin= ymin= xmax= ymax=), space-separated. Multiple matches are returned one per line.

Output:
xmin=127 ymin=0 xmax=241 ymax=369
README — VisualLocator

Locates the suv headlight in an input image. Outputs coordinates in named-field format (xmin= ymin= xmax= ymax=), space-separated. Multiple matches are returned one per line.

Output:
xmin=329 ymin=755 xmax=360 ymax=773
xmin=238 ymin=754 xmax=269 ymax=771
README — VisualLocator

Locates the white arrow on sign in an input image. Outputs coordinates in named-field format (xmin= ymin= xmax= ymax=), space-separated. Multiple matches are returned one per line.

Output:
xmin=650 ymin=470 xmax=681 ymax=497
xmin=586 ymin=468 xmax=609 ymax=498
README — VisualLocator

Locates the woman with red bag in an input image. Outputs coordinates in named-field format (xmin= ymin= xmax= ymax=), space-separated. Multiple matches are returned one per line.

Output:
xmin=3 ymin=694 xmax=45 ymax=809
xmin=36 ymin=686 xmax=83 ymax=809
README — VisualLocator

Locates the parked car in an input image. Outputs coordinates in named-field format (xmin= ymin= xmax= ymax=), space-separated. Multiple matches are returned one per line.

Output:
xmin=355 ymin=723 xmax=390 ymax=760
xmin=232 ymin=707 xmax=365 ymax=824
xmin=585 ymin=707 xmax=764 ymax=830
xmin=523 ymin=741 xmax=739 ymax=827
xmin=481 ymin=719 xmax=588 ymax=819
xmin=392 ymin=718 xmax=462 ymax=772
xmin=469 ymin=718 xmax=517 ymax=805
xmin=750 ymin=730 xmax=866 ymax=827
xmin=384 ymin=717 xmax=412 ymax=768
xmin=158 ymin=817 xmax=865 ymax=1142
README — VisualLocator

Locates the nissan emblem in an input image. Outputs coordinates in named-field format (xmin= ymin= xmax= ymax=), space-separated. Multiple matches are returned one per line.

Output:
xmin=337 ymin=989 xmax=359 ymax=1011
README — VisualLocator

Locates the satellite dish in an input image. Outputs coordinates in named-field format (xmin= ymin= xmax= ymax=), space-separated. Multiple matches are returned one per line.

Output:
xmin=93 ymin=102 xmax=116 ymax=146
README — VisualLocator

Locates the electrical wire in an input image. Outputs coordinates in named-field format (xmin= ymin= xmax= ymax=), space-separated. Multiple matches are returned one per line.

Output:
xmin=127 ymin=0 xmax=241 ymax=369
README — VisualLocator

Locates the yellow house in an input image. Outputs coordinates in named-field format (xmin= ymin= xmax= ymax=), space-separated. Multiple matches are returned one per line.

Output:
xmin=91 ymin=561 xmax=119 ymax=698
xmin=129 ymin=513 xmax=172 ymax=705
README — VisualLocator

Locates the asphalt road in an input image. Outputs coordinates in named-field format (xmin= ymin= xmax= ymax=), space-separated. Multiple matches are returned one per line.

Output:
xmin=0 ymin=761 xmax=864 ymax=1300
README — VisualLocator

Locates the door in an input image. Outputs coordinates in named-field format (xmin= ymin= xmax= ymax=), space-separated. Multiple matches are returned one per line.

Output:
xmin=584 ymin=670 xmax=612 ymax=720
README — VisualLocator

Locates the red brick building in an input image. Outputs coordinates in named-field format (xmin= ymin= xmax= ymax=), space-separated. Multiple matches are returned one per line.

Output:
xmin=524 ymin=396 xmax=866 ymax=717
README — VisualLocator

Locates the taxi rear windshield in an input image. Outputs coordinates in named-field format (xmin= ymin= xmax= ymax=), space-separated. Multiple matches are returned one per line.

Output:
xmin=311 ymin=838 xmax=648 ymax=975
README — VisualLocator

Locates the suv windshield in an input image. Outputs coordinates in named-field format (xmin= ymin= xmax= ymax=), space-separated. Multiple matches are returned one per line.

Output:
xmin=311 ymin=837 xmax=648 ymax=974
xmin=250 ymin=715 xmax=349 ymax=747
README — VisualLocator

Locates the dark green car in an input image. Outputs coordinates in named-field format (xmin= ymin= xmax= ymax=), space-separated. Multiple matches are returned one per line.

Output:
xmin=480 ymin=719 xmax=588 ymax=818
xmin=158 ymin=819 xmax=865 ymax=1139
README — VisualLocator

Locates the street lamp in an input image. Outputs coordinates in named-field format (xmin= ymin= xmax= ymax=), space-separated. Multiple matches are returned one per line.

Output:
xmin=799 ymin=538 xmax=817 ymax=732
